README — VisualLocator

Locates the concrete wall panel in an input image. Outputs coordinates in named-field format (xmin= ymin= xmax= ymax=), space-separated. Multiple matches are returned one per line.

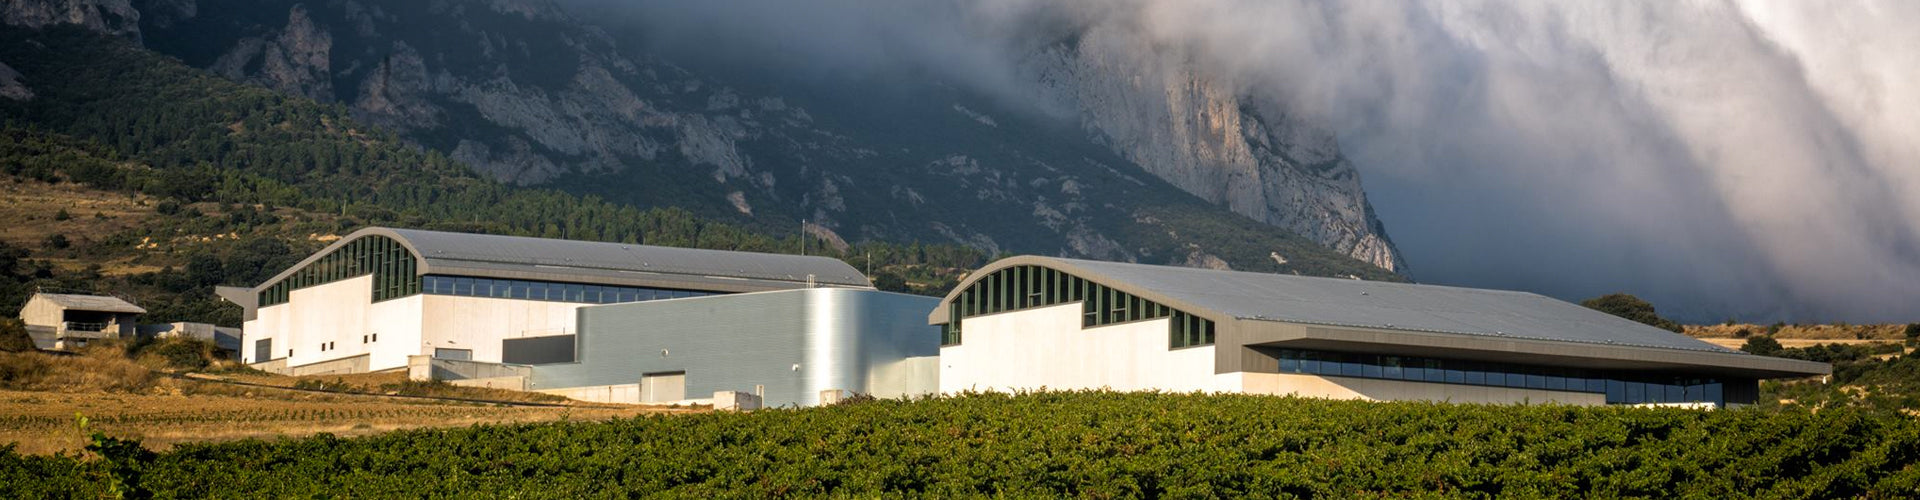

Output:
xmin=418 ymin=295 xmax=585 ymax=364
xmin=940 ymin=303 xmax=1219 ymax=394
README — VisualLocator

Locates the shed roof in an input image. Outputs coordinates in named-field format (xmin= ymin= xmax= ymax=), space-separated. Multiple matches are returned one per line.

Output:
xmin=32 ymin=293 xmax=146 ymax=314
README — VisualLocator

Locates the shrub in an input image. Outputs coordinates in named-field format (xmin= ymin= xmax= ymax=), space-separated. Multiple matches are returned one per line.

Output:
xmin=130 ymin=337 xmax=214 ymax=371
xmin=0 ymin=319 xmax=34 ymax=352
xmin=1580 ymin=293 xmax=1684 ymax=333
xmin=1741 ymin=336 xmax=1784 ymax=356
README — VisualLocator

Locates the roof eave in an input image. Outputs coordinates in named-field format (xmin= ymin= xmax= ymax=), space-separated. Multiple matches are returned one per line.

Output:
xmin=1246 ymin=322 xmax=1831 ymax=379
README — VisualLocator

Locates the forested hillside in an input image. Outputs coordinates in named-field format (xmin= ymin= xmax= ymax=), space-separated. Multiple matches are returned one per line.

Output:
xmin=0 ymin=25 xmax=989 ymax=324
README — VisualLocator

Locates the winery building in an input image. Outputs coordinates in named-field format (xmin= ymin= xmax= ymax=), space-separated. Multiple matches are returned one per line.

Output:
xmin=218 ymin=227 xmax=922 ymax=376
xmin=930 ymin=256 xmax=1830 ymax=407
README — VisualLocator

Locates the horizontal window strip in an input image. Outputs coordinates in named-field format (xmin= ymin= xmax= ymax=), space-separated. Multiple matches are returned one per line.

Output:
xmin=420 ymin=275 xmax=719 ymax=305
xmin=1272 ymin=348 xmax=1730 ymax=406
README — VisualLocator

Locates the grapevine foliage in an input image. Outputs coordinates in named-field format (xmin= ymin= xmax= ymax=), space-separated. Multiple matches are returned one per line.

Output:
xmin=4 ymin=392 xmax=1917 ymax=498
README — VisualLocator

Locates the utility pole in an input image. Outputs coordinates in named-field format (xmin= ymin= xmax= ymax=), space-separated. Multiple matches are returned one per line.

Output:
xmin=800 ymin=219 xmax=807 ymax=256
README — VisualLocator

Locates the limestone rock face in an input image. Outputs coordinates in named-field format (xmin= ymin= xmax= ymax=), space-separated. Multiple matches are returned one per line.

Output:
xmin=208 ymin=5 xmax=332 ymax=101
xmin=0 ymin=61 xmax=32 ymax=100
xmin=1 ymin=0 xmax=140 ymax=42
xmin=1026 ymin=26 xmax=1407 ymax=272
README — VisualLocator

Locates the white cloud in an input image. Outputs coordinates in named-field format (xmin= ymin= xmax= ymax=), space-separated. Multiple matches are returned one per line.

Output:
xmin=576 ymin=0 xmax=1920 ymax=322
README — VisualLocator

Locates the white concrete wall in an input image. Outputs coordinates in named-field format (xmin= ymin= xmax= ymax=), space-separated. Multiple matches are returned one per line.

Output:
xmin=417 ymin=295 xmax=587 ymax=364
xmin=367 ymin=296 xmax=422 ymax=370
xmin=241 ymin=279 xmax=587 ymax=374
xmin=538 ymin=383 xmax=642 ymax=404
xmin=1232 ymin=372 xmax=1607 ymax=406
xmin=17 ymin=295 xmax=61 ymax=327
xmin=242 ymin=275 xmax=424 ymax=372
xmin=286 ymin=355 xmax=372 ymax=376
xmin=449 ymin=376 xmax=528 ymax=391
xmin=939 ymin=303 xmax=1219 ymax=394
xmin=868 ymin=355 xmax=940 ymax=400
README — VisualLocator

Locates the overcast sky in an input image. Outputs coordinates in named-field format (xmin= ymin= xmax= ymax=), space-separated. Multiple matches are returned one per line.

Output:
xmin=573 ymin=0 xmax=1920 ymax=324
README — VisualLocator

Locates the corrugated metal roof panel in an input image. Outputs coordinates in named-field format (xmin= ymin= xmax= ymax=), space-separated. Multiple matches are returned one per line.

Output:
xmin=34 ymin=293 xmax=146 ymax=314
xmin=1050 ymin=258 xmax=1735 ymax=354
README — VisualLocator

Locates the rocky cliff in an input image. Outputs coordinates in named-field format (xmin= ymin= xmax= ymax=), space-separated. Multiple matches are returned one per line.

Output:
xmin=1027 ymin=25 xmax=1406 ymax=272
xmin=5 ymin=0 xmax=1407 ymax=278
xmin=2 ymin=0 xmax=138 ymax=42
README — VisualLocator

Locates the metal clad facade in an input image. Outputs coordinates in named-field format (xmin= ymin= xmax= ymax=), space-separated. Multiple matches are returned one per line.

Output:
xmin=531 ymin=288 xmax=939 ymax=407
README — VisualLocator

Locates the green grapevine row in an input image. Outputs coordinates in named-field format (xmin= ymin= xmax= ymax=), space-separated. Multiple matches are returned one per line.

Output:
xmin=3 ymin=391 xmax=1916 ymax=498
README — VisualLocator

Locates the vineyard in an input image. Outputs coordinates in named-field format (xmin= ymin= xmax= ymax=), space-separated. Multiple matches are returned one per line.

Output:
xmin=5 ymin=391 xmax=1917 ymax=498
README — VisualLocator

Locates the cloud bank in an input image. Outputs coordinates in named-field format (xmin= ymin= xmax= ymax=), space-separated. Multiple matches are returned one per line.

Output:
xmin=575 ymin=0 xmax=1920 ymax=323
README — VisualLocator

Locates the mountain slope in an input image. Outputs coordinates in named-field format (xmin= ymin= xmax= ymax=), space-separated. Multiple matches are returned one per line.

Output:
xmin=112 ymin=0 xmax=1403 ymax=278
xmin=0 ymin=23 xmax=987 ymax=318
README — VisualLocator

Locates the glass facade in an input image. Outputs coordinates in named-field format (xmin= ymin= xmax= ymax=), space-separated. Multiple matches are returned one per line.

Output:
xmin=1271 ymin=348 xmax=1736 ymax=406
xmin=420 ymin=275 xmax=715 ymax=304
xmin=942 ymin=265 xmax=1213 ymax=349
xmin=258 ymin=235 xmax=419 ymax=306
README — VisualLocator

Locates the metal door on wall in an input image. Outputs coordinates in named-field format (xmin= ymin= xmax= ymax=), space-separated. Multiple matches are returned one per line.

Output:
xmin=254 ymin=338 xmax=272 ymax=363
xmin=640 ymin=371 xmax=686 ymax=403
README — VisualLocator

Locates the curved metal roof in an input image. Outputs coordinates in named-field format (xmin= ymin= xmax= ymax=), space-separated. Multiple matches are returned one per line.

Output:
xmin=257 ymin=227 xmax=872 ymax=293
xmin=931 ymin=256 xmax=1829 ymax=378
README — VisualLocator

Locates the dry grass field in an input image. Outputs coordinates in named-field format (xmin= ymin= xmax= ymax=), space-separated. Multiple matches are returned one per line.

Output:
xmin=0 ymin=178 xmax=161 ymax=275
xmin=0 ymin=178 xmax=153 ymax=247
xmin=0 ymin=348 xmax=691 ymax=454
xmin=1696 ymin=337 xmax=1901 ymax=350
xmin=1684 ymin=323 xmax=1910 ymax=341
xmin=0 ymin=389 xmax=675 ymax=455
xmin=1686 ymin=323 xmax=1912 ymax=357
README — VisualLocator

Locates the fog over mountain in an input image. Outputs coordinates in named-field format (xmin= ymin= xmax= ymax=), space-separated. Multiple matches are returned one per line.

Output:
xmin=570 ymin=0 xmax=1920 ymax=323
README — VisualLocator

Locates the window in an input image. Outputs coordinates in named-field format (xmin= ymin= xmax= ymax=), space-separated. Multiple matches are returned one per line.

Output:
xmin=1271 ymin=347 xmax=1736 ymax=406
xmin=419 ymin=276 xmax=722 ymax=305
xmin=259 ymin=235 xmax=422 ymax=307
xmin=946 ymin=265 xmax=1215 ymax=349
